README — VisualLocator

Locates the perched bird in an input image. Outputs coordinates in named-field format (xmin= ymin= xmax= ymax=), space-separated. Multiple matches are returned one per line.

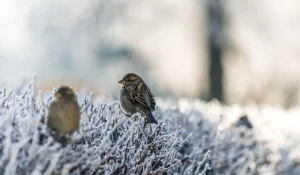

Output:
xmin=118 ymin=73 xmax=158 ymax=124
xmin=47 ymin=86 xmax=80 ymax=138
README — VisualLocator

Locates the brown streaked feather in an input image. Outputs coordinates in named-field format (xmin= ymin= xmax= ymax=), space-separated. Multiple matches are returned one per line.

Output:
xmin=145 ymin=85 xmax=156 ymax=111
xmin=136 ymin=82 xmax=143 ymax=93
xmin=135 ymin=94 xmax=149 ymax=108
xmin=124 ymin=82 xmax=156 ymax=111
xmin=127 ymin=91 xmax=150 ymax=110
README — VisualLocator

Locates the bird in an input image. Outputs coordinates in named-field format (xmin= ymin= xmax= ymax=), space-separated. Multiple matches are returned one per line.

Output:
xmin=118 ymin=73 xmax=158 ymax=124
xmin=47 ymin=86 xmax=80 ymax=141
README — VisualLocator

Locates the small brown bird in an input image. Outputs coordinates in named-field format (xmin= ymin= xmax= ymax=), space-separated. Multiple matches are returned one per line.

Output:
xmin=47 ymin=86 xmax=80 ymax=137
xmin=118 ymin=73 xmax=158 ymax=124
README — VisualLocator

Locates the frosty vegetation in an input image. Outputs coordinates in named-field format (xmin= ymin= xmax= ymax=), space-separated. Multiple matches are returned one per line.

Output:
xmin=0 ymin=81 xmax=299 ymax=175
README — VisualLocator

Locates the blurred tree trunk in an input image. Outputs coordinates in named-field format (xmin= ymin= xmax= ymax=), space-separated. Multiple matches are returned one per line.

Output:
xmin=207 ymin=0 xmax=224 ymax=102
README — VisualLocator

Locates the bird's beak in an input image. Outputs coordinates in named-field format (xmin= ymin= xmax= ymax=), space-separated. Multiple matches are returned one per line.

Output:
xmin=118 ymin=80 xmax=125 ymax=85
xmin=55 ymin=93 xmax=62 ymax=99
xmin=66 ymin=90 xmax=73 ymax=95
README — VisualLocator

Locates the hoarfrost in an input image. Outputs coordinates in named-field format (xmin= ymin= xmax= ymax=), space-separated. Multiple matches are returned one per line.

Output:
xmin=0 ymin=82 xmax=298 ymax=175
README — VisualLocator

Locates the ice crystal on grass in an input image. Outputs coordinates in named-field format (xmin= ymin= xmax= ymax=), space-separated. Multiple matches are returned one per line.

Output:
xmin=0 ymin=81 xmax=298 ymax=175
xmin=0 ymin=82 xmax=207 ymax=175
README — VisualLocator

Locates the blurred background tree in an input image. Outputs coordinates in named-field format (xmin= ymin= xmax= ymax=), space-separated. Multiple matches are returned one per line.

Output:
xmin=207 ymin=0 xmax=225 ymax=102
xmin=1 ymin=0 xmax=300 ymax=107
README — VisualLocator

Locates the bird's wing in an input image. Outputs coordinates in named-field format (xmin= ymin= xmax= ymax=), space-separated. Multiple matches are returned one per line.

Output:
xmin=129 ymin=91 xmax=150 ymax=109
xmin=144 ymin=85 xmax=156 ymax=111
xmin=125 ymin=83 xmax=156 ymax=111
xmin=124 ymin=85 xmax=150 ymax=110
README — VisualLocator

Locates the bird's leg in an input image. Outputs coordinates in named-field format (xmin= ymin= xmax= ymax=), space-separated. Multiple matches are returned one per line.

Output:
xmin=58 ymin=135 xmax=68 ymax=147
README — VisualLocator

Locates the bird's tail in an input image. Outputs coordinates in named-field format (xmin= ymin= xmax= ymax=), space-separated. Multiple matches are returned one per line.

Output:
xmin=145 ymin=111 xmax=158 ymax=124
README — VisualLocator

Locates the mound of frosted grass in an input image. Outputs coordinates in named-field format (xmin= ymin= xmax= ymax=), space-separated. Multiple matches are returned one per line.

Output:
xmin=0 ymin=81 xmax=291 ymax=175
xmin=0 ymin=82 xmax=211 ymax=175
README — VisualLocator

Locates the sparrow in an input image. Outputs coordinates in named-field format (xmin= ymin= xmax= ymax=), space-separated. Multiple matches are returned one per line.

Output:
xmin=118 ymin=73 xmax=158 ymax=124
xmin=47 ymin=86 xmax=80 ymax=138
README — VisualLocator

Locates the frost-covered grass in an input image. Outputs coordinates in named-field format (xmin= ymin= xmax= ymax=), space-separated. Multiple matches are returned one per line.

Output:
xmin=0 ymin=81 xmax=299 ymax=175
